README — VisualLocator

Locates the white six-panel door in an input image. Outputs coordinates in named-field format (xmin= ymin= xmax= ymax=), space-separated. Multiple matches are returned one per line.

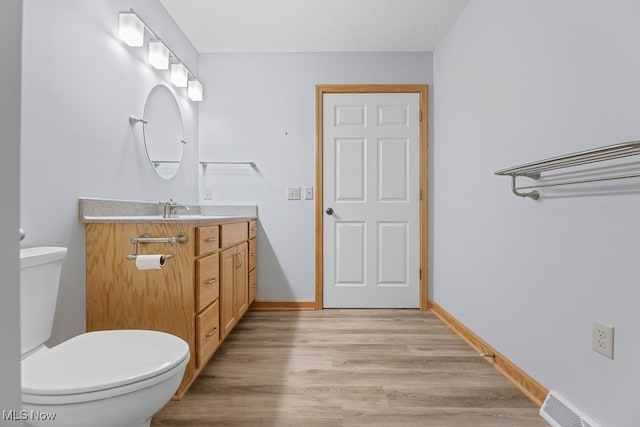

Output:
xmin=323 ymin=93 xmax=420 ymax=308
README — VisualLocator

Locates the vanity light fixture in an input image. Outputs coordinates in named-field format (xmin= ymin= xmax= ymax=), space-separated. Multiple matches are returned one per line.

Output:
xmin=149 ymin=40 xmax=169 ymax=69
xmin=118 ymin=9 xmax=204 ymax=101
xmin=118 ymin=12 xmax=144 ymax=47
xmin=187 ymin=80 xmax=203 ymax=102
xmin=170 ymin=63 xmax=188 ymax=87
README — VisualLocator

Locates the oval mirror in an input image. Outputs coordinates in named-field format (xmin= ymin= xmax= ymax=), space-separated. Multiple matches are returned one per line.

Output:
xmin=142 ymin=84 xmax=184 ymax=179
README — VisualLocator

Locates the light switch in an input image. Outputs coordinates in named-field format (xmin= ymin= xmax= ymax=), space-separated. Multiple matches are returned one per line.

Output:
xmin=287 ymin=186 xmax=301 ymax=200
xmin=304 ymin=186 xmax=313 ymax=200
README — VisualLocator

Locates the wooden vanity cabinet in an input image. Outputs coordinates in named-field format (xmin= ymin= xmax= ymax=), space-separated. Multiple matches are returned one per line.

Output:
xmin=85 ymin=218 xmax=256 ymax=400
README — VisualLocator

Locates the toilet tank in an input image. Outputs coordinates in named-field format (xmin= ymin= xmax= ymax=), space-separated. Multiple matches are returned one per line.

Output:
xmin=19 ymin=247 xmax=68 ymax=356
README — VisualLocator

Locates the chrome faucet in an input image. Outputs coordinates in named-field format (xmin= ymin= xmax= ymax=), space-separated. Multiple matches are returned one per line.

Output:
xmin=160 ymin=199 xmax=190 ymax=218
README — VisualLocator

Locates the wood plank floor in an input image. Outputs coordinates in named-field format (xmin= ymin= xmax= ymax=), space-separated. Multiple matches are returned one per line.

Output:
xmin=152 ymin=310 xmax=547 ymax=427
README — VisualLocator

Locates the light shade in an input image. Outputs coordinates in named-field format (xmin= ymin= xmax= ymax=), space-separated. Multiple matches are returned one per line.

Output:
xmin=119 ymin=12 xmax=144 ymax=47
xmin=149 ymin=41 xmax=169 ymax=69
xmin=188 ymin=80 xmax=203 ymax=101
xmin=170 ymin=63 xmax=188 ymax=87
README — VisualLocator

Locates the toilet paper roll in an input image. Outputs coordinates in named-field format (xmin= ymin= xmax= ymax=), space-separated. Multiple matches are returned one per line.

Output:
xmin=135 ymin=254 xmax=165 ymax=270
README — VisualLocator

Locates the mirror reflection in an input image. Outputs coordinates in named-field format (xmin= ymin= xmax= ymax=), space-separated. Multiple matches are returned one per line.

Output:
xmin=143 ymin=84 xmax=184 ymax=179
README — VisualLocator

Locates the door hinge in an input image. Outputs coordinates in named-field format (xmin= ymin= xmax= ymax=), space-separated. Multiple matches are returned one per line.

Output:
xmin=419 ymin=269 xmax=422 ymax=280
xmin=420 ymin=189 xmax=422 ymax=201
xmin=419 ymin=110 xmax=422 ymax=122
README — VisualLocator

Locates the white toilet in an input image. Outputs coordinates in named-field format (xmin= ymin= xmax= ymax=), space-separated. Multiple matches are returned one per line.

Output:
xmin=19 ymin=247 xmax=190 ymax=427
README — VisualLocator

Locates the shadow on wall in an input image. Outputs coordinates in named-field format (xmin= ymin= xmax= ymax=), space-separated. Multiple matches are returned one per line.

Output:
xmin=257 ymin=219 xmax=298 ymax=301
xmin=47 ymin=210 xmax=88 ymax=346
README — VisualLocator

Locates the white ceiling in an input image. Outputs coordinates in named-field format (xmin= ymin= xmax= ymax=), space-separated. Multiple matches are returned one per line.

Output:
xmin=159 ymin=0 xmax=469 ymax=53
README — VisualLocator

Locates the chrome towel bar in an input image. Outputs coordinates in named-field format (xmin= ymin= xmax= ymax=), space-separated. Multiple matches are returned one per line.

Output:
xmin=200 ymin=161 xmax=257 ymax=170
xmin=126 ymin=233 xmax=189 ymax=261
xmin=495 ymin=140 xmax=640 ymax=199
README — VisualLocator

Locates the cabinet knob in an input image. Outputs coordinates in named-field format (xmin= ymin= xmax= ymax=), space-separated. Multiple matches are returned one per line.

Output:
xmin=325 ymin=207 xmax=334 ymax=215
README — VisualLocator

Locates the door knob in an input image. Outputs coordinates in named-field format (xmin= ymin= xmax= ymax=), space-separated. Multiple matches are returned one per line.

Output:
xmin=325 ymin=207 xmax=334 ymax=215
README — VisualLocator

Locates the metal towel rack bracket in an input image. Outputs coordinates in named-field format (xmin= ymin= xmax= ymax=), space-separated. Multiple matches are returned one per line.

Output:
xmin=126 ymin=232 xmax=189 ymax=261
xmin=129 ymin=115 xmax=147 ymax=125
xmin=495 ymin=140 xmax=640 ymax=199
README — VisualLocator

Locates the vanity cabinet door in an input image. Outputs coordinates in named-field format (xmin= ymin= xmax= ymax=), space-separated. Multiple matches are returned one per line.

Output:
xmin=235 ymin=242 xmax=249 ymax=318
xmin=220 ymin=246 xmax=237 ymax=339
xmin=220 ymin=242 xmax=249 ymax=339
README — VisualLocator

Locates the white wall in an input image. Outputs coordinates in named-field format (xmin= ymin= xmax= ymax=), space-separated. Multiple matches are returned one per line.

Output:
xmin=198 ymin=52 xmax=432 ymax=301
xmin=0 ymin=0 xmax=22 ymax=418
xmin=21 ymin=0 xmax=199 ymax=345
xmin=433 ymin=1 xmax=640 ymax=425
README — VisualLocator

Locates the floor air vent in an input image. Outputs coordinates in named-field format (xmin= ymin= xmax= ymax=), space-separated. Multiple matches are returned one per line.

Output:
xmin=540 ymin=391 xmax=599 ymax=427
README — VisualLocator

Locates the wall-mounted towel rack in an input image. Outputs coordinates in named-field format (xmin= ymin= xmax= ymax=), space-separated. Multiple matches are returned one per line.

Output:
xmin=152 ymin=160 xmax=182 ymax=168
xmin=495 ymin=140 xmax=640 ymax=199
xmin=200 ymin=161 xmax=257 ymax=170
xmin=126 ymin=232 xmax=189 ymax=261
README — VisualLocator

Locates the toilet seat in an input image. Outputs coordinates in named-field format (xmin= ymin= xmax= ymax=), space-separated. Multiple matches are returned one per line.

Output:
xmin=22 ymin=330 xmax=189 ymax=405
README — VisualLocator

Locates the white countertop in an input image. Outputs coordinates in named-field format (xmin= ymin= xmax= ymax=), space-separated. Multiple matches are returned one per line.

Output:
xmin=78 ymin=198 xmax=258 ymax=223
xmin=81 ymin=214 xmax=256 ymax=223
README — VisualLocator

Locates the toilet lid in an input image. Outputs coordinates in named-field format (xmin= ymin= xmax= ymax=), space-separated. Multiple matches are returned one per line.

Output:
xmin=22 ymin=330 xmax=189 ymax=396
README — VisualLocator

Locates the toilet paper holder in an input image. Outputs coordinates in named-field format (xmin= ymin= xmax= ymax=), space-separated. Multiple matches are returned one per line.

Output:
xmin=126 ymin=233 xmax=189 ymax=262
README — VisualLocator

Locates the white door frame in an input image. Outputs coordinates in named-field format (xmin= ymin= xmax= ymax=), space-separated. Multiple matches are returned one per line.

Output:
xmin=315 ymin=84 xmax=429 ymax=311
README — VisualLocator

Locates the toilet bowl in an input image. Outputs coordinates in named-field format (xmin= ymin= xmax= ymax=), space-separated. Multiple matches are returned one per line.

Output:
xmin=19 ymin=247 xmax=190 ymax=427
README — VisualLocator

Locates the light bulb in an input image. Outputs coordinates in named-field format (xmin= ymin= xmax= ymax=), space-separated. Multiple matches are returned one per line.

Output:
xmin=149 ymin=41 xmax=169 ymax=70
xmin=118 ymin=12 xmax=144 ymax=47
xmin=188 ymin=80 xmax=203 ymax=102
xmin=171 ymin=63 xmax=188 ymax=87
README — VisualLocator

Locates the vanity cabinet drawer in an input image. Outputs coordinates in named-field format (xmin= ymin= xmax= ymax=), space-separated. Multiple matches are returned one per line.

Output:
xmin=248 ymin=238 xmax=257 ymax=271
xmin=195 ymin=299 xmax=219 ymax=369
xmin=220 ymin=222 xmax=248 ymax=248
xmin=249 ymin=220 xmax=258 ymax=239
xmin=196 ymin=253 xmax=219 ymax=312
xmin=196 ymin=226 xmax=219 ymax=256
xmin=249 ymin=268 xmax=257 ymax=304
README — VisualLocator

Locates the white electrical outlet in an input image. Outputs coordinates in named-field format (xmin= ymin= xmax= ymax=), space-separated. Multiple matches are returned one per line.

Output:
xmin=592 ymin=321 xmax=614 ymax=359
xmin=203 ymin=186 xmax=213 ymax=200
xmin=287 ymin=186 xmax=301 ymax=200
